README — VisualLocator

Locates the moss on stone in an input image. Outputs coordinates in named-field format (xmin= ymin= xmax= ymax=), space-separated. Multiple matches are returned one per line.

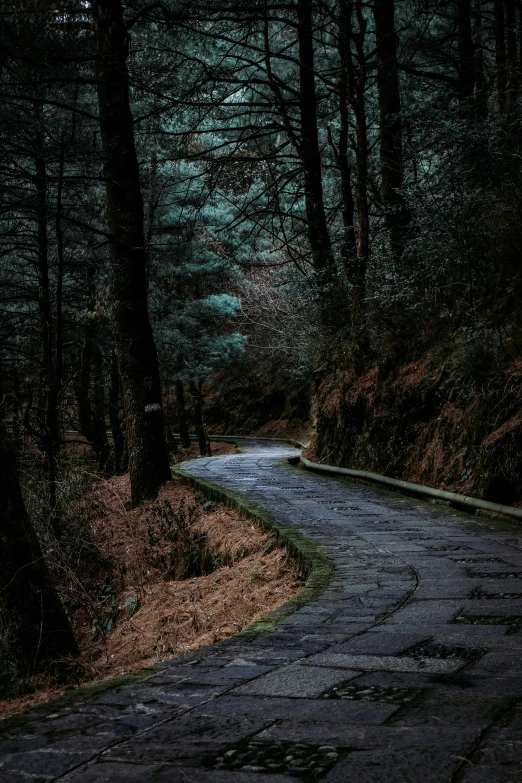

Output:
xmin=173 ymin=463 xmax=335 ymax=638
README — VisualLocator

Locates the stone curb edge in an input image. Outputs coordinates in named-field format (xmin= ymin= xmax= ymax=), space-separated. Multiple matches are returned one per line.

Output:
xmin=172 ymin=464 xmax=335 ymax=638
xmin=299 ymin=455 xmax=522 ymax=523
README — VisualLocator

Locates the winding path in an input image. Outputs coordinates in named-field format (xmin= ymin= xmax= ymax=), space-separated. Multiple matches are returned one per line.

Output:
xmin=3 ymin=441 xmax=522 ymax=782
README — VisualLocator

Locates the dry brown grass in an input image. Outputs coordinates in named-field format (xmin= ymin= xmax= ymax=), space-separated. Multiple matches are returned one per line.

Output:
xmin=0 ymin=470 xmax=301 ymax=721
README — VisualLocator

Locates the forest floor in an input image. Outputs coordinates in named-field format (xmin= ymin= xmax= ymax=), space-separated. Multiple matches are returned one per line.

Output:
xmin=0 ymin=444 xmax=301 ymax=721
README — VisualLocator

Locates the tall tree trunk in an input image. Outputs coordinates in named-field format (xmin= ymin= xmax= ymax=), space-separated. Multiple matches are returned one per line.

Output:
xmin=373 ymin=0 xmax=409 ymax=258
xmin=35 ymin=139 xmax=60 ymax=535
xmin=0 ymin=353 xmax=4 ymax=421
xmin=505 ymin=0 xmax=518 ymax=105
xmin=76 ymin=269 xmax=112 ymax=474
xmin=190 ymin=381 xmax=211 ymax=456
xmin=495 ymin=0 xmax=507 ymax=109
xmin=108 ymin=351 xmax=126 ymax=473
xmin=518 ymin=2 xmax=522 ymax=87
xmin=345 ymin=0 xmax=370 ymax=326
xmin=0 ymin=421 xmax=79 ymax=682
xmin=175 ymin=379 xmax=191 ymax=448
xmin=456 ymin=0 xmax=476 ymax=106
xmin=46 ymin=140 xmax=66 ymax=509
xmin=473 ymin=0 xmax=488 ymax=118
xmin=297 ymin=0 xmax=334 ymax=275
xmin=337 ymin=0 xmax=357 ymax=276
xmin=92 ymin=0 xmax=171 ymax=506
xmin=145 ymin=151 xmax=158 ymax=282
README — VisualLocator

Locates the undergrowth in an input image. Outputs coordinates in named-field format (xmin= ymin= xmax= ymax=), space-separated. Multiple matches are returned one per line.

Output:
xmin=1 ymin=448 xmax=300 ymax=714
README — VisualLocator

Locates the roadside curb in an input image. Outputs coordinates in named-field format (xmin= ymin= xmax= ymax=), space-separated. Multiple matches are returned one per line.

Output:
xmin=299 ymin=455 xmax=522 ymax=523
xmin=173 ymin=464 xmax=335 ymax=637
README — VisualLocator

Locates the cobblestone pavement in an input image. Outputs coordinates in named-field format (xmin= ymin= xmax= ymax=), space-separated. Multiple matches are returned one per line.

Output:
xmin=3 ymin=441 xmax=522 ymax=782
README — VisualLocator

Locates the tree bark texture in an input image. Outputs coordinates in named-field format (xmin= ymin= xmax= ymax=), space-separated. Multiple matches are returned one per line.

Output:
xmin=175 ymin=380 xmax=191 ymax=448
xmin=456 ymin=0 xmax=476 ymax=105
xmin=297 ymin=0 xmax=334 ymax=274
xmin=92 ymin=0 xmax=171 ymax=506
xmin=190 ymin=381 xmax=211 ymax=456
xmin=108 ymin=351 xmax=126 ymax=473
xmin=373 ymin=0 xmax=409 ymax=257
xmin=34 ymin=140 xmax=61 ymax=535
xmin=337 ymin=0 xmax=357 ymax=275
xmin=505 ymin=0 xmax=518 ymax=105
xmin=344 ymin=0 xmax=370 ymax=325
xmin=473 ymin=0 xmax=488 ymax=117
xmin=494 ymin=0 xmax=507 ymax=109
xmin=0 ymin=421 xmax=79 ymax=681
xmin=76 ymin=269 xmax=112 ymax=474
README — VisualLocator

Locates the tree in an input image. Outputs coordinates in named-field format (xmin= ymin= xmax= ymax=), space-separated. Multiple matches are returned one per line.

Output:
xmin=296 ymin=0 xmax=334 ymax=277
xmin=92 ymin=0 xmax=171 ymax=506
xmin=0 ymin=420 xmax=79 ymax=684
xmin=348 ymin=0 xmax=370 ymax=324
xmin=374 ymin=0 xmax=409 ymax=258
xmin=76 ymin=266 xmax=113 ymax=474
xmin=456 ymin=0 xmax=475 ymax=107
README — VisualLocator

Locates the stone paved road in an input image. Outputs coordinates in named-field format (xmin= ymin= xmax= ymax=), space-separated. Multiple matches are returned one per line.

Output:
xmin=3 ymin=441 xmax=522 ymax=782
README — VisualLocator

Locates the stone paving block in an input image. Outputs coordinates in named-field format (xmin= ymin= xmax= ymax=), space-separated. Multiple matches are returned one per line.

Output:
xmin=255 ymin=721 xmax=479 ymax=749
xmin=104 ymin=714 xmax=273 ymax=765
xmin=0 ymin=735 xmax=47 ymax=756
xmin=460 ymin=768 xmax=520 ymax=783
xmin=376 ymin=543 xmax=428 ymax=552
xmin=304 ymin=652 xmax=466 ymax=674
xmin=474 ymin=741 xmax=522 ymax=768
xmin=233 ymin=650 xmax=313 ymax=665
xmin=180 ymin=666 xmax=275 ymax=683
xmin=415 ymin=581 xmax=476 ymax=599
xmin=232 ymin=664 xmax=358 ymax=697
xmin=327 ymin=632 xmax=430 ymax=656
xmin=62 ymin=761 xmax=171 ymax=783
xmin=66 ymin=761 xmax=293 ymax=783
xmin=428 ymin=632 xmax=517 ymax=650
xmin=197 ymin=694 xmax=398 ymax=724
xmin=461 ymin=599 xmax=522 ymax=613
xmin=0 ymin=749 xmax=90 ymax=778
xmin=385 ymin=600 xmax=465 ymax=624
xmin=91 ymin=682 xmax=221 ymax=708
xmin=322 ymin=748 xmax=461 ymax=783
xmin=466 ymin=652 xmax=522 ymax=677
xmin=298 ymin=632 xmax=358 ymax=644
xmin=357 ymin=670 xmax=522 ymax=697
xmin=48 ymin=714 xmax=173 ymax=750
xmin=470 ymin=578 xmax=522 ymax=593
xmin=387 ymin=689 xmax=509 ymax=728
xmin=0 ymin=770 xmax=49 ymax=783
xmin=376 ymin=622 xmax=510 ymax=636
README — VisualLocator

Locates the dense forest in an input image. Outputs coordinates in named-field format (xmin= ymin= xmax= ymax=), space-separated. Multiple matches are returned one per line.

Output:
xmin=2 ymin=0 xmax=522 ymax=695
